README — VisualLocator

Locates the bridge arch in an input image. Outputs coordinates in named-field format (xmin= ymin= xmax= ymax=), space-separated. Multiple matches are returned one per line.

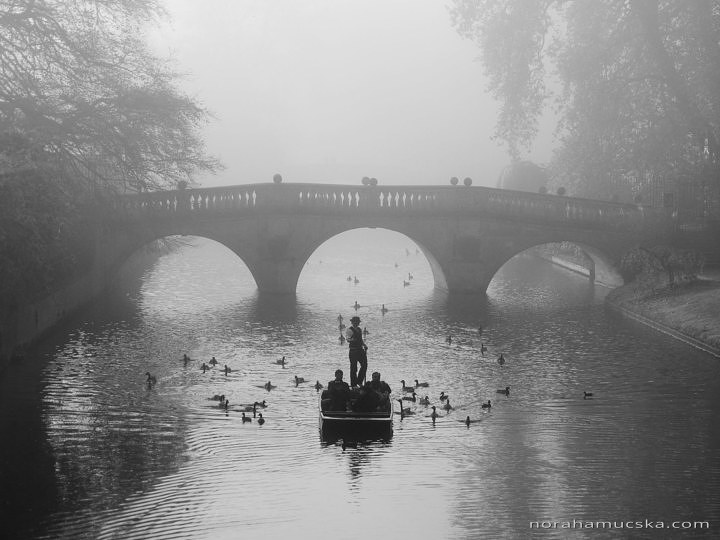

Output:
xmin=295 ymin=226 xmax=447 ymax=292
xmin=111 ymin=182 xmax=664 ymax=296
xmin=485 ymin=240 xmax=624 ymax=289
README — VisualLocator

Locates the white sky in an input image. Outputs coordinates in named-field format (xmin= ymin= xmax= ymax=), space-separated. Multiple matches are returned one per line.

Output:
xmin=151 ymin=0 xmax=554 ymax=188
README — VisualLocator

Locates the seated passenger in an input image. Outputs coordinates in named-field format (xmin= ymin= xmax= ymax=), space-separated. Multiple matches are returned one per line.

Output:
xmin=324 ymin=369 xmax=351 ymax=411
xmin=362 ymin=371 xmax=392 ymax=411
xmin=367 ymin=371 xmax=391 ymax=397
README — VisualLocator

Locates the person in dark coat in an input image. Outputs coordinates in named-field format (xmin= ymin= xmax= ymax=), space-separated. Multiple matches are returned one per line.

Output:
xmin=345 ymin=316 xmax=368 ymax=387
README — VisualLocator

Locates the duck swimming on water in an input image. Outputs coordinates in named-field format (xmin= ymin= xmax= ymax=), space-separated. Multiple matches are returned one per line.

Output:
xmin=395 ymin=399 xmax=415 ymax=417
xmin=496 ymin=386 xmax=510 ymax=396
xmin=430 ymin=406 xmax=440 ymax=422
xmin=145 ymin=372 xmax=157 ymax=386
xmin=481 ymin=400 xmax=492 ymax=409
xmin=257 ymin=413 xmax=265 ymax=425
xmin=241 ymin=412 xmax=252 ymax=423
xmin=314 ymin=381 xmax=324 ymax=391
xmin=414 ymin=379 xmax=429 ymax=388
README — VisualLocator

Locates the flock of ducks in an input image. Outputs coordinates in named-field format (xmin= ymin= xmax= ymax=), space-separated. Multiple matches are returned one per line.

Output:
xmin=142 ymin=316 xmax=595 ymax=435
xmin=390 ymin=376 xmax=508 ymax=426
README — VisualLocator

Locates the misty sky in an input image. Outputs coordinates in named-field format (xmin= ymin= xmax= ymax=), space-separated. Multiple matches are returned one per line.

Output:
xmin=151 ymin=0 xmax=553 ymax=188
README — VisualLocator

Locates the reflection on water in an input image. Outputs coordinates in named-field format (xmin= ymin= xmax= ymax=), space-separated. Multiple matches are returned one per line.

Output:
xmin=1 ymin=231 xmax=719 ymax=539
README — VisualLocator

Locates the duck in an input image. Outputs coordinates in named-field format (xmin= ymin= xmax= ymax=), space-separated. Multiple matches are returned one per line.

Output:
xmin=381 ymin=304 xmax=388 ymax=314
xmin=241 ymin=412 xmax=252 ymax=423
xmin=314 ymin=380 xmax=324 ymax=391
xmin=414 ymin=379 xmax=429 ymax=388
xmin=446 ymin=335 xmax=452 ymax=345
xmin=255 ymin=400 xmax=268 ymax=408
xmin=583 ymin=391 xmax=593 ymax=399
xmin=418 ymin=395 xmax=430 ymax=405
xmin=263 ymin=381 xmax=276 ymax=391
xmin=240 ymin=402 xmax=257 ymax=413
xmin=145 ymin=372 xmax=157 ymax=386
xmin=211 ymin=394 xmax=226 ymax=402
xmin=400 ymin=380 xmax=415 ymax=392
xmin=353 ymin=301 xmax=360 ymax=310
xmin=224 ymin=400 xmax=230 ymax=411
xmin=481 ymin=400 xmax=492 ymax=409
xmin=362 ymin=327 xmax=369 ymax=336
xmin=395 ymin=399 xmax=415 ymax=417
xmin=209 ymin=356 xmax=218 ymax=366
xmin=496 ymin=386 xmax=510 ymax=396
xmin=353 ymin=277 xmax=359 ymax=284
xmin=442 ymin=399 xmax=454 ymax=411
xmin=497 ymin=353 xmax=505 ymax=366
xmin=439 ymin=392 xmax=448 ymax=401
xmin=403 ymin=280 xmax=410 ymax=287
xmin=223 ymin=365 xmax=232 ymax=375
xmin=430 ymin=406 xmax=440 ymax=421
xmin=294 ymin=376 xmax=306 ymax=385
xmin=201 ymin=363 xmax=209 ymax=373
xmin=402 ymin=392 xmax=417 ymax=402
xmin=257 ymin=413 xmax=265 ymax=425
xmin=464 ymin=416 xmax=481 ymax=426
xmin=339 ymin=334 xmax=346 ymax=344
xmin=480 ymin=343 xmax=487 ymax=356
xmin=275 ymin=356 xmax=286 ymax=366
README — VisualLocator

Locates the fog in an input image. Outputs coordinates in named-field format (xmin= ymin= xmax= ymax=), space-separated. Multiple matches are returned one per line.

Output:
xmin=151 ymin=0 xmax=553 ymax=188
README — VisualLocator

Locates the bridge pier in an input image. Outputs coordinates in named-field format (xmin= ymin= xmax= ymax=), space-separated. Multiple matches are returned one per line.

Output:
xmin=439 ymin=263 xmax=495 ymax=295
xmin=247 ymin=258 xmax=302 ymax=294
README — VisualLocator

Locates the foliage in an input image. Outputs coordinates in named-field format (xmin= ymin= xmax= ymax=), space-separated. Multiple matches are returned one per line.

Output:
xmin=450 ymin=0 xmax=720 ymax=200
xmin=0 ymin=1 xmax=221 ymax=309
xmin=0 ymin=0 xmax=220 ymax=192
xmin=620 ymin=245 xmax=704 ymax=286
xmin=0 ymin=169 xmax=95 ymax=303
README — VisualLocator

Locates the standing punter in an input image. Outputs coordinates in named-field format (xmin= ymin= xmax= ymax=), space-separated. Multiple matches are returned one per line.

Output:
xmin=345 ymin=315 xmax=368 ymax=387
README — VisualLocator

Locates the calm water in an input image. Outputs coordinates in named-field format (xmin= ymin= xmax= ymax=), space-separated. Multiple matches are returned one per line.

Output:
xmin=1 ymin=230 xmax=719 ymax=539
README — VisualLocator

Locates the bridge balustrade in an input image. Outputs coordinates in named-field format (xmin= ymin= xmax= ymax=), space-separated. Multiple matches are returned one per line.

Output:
xmin=114 ymin=183 xmax=656 ymax=230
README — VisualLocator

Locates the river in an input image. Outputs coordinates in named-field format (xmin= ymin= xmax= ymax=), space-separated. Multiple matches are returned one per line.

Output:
xmin=1 ymin=230 xmax=719 ymax=539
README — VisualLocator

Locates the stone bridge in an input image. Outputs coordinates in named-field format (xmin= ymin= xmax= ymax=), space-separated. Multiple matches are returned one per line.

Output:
xmin=108 ymin=183 xmax=672 ymax=294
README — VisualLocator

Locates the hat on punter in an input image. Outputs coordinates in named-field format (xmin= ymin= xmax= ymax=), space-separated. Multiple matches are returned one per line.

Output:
xmin=351 ymin=316 xmax=361 ymax=323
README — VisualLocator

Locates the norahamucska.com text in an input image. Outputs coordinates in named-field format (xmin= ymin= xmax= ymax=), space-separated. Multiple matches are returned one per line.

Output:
xmin=530 ymin=519 xmax=709 ymax=530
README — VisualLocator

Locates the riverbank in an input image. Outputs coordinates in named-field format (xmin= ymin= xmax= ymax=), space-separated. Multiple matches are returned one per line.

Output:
xmin=605 ymin=275 xmax=720 ymax=358
xmin=0 ymin=241 xmax=167 ymax=375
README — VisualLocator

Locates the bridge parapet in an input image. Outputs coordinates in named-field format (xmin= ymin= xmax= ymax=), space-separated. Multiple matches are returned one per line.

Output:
xmin=115 ymin=183 xmax=662 ymax=231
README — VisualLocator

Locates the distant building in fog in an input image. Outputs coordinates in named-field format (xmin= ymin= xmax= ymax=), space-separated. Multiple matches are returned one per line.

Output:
xmin=496 ymin=161 xmax=548 ymax=193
